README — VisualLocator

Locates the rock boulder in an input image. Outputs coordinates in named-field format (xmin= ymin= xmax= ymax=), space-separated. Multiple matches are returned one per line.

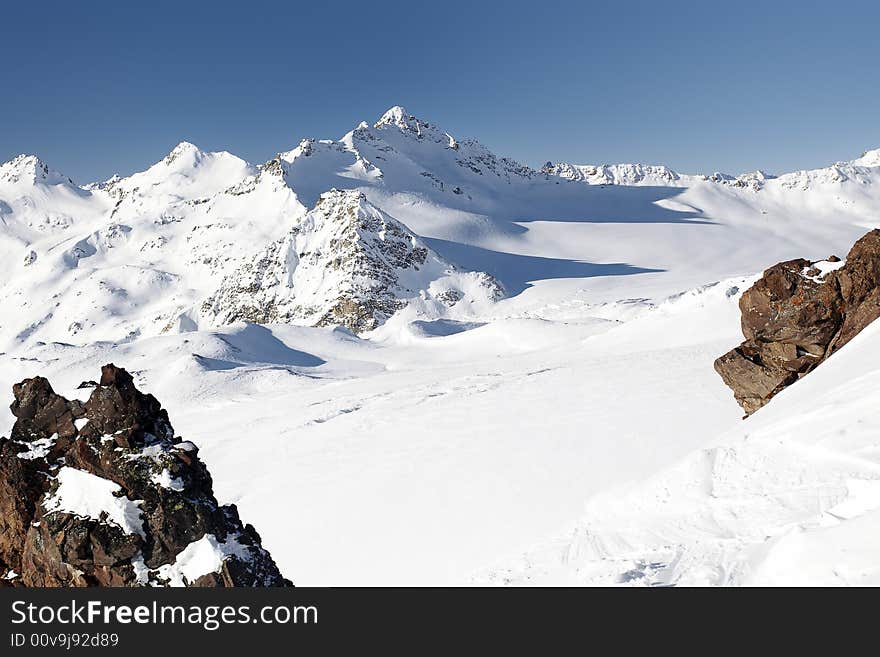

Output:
xmin=715 ymin=229 xmax=880 ymax=415
xmin=0 ymin=364 xmax=290 ymax=587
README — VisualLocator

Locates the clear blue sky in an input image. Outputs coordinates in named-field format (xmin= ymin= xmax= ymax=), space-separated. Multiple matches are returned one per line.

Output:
xmin=3 ymin=0 xmax=878 ymax=182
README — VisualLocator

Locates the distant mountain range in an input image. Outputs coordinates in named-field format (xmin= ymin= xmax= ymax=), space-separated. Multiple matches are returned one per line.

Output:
xmin=3 ymin=106 xmax=880 ymax=587
xmin=1 ymin=105 xmax=878 ymax=350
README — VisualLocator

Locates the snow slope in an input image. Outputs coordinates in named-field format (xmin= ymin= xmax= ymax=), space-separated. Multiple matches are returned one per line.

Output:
xmin=478 ymin=316 xmax=880 ymax=586
xmin=1 ymin=106 xmax=880 ymax=585
xmin=0 ymin=281 xmax=750 ymax=584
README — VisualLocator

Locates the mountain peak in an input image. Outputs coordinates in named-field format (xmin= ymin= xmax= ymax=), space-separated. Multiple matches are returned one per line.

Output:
xmin=203 ymin=187 xmax=504 ymax=333
xmin=172 ymin=140 xmax=200 ymax=153
xmin=376 ymin=105 xmax=409 ymax=125
xmin=163 ymin=141 xmax=203 ymax=165
xmin=374 ymin=106 xmax=435 ymax=136
xmin=854 ymin=148 xmax=880 ymax=167
xmin=0 ymin=153 xmax=72 ymax=186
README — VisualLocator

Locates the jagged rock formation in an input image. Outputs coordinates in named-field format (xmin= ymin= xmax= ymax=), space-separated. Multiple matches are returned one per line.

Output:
xmin=201 ymin=189 xmax=504 ymax=333
xmin=0 ymin=364 xmax=289 ymax=587
xmin=541 ymin=161 xmax=779 ymax=190
xmin=715 ymin=229 xmax=880 ymax=415
xmin=542 ymin=162 xmax=682 ymax=186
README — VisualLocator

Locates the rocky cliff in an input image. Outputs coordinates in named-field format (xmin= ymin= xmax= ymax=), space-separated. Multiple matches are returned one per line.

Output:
xmin=0 ymin=364 xmax=289 ymax=587
xmin=715 ymin=229 xmax=880 ymax=415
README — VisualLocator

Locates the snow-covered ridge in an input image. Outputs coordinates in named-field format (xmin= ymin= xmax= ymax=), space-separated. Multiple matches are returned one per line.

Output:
xmin=359 ymin=105 xmax=537 ymax=185
xmin=0 ymin=104 xmax=879 ymax=350
xmin=853 ymin=148 xmax=880 ymax=167
xmin=543 ymin=149 xmax=879 ymax=191
xmin=3 ymin=110 xmax=877 ymax=197
xmin=543 ymin=162 xmax=682 ymax=186
xmin=104 ymin=141 xmax=256 ymax=200
xmin=775 ymin=150 xmax=880 ymax=190
xmin=0 ymin=154 xmax=75 ymax=187
xmin=202 ymin=189 xmax=503 ymax=333
xmin=542 ymin=161 xmax=785 ymax=190
xmin=374 ymin=105 xmax=450 ymax=142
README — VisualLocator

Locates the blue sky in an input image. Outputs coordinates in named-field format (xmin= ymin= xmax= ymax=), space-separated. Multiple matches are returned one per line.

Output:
xmin=3 ymin=0 xmax=878 ymax=182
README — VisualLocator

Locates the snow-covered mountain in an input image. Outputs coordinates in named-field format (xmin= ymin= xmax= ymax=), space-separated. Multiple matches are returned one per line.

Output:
xmin=0 ymin=154 xmax=76 ymax=187
xmin=2 ymin=106 xmax=880 ymax=586
xmin=3 ymin=105 xmax=878 ymax=349
xmin=542 ymin=161 xmax=684 ymax=186
xmin=202 ymin=189 xmax=503 ymax=333
xmin=542 ymin=152 xmax=880 ymax=192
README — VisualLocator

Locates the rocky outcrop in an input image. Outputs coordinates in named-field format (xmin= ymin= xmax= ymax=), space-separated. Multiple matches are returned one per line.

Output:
xmin=202 ymin=189 xmax=504 ymax=333
xmin=715 ymin=229 xmax=880 ymax=415
xmin=0 ymin=364 xmax=289 ymax=587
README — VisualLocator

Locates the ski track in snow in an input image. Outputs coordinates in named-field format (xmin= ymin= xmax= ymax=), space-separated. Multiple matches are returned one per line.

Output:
xmin=2 ymin=108 xmax=880 ymax=585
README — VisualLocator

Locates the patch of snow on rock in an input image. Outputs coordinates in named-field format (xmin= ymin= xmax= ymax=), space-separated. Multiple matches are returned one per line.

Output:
xmin=42 ymin=467 xmax=146 ymax=538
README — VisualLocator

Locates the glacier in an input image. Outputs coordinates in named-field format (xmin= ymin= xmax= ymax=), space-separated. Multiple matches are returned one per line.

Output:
xmin=2 ymin=106 xmax=880 ymax=585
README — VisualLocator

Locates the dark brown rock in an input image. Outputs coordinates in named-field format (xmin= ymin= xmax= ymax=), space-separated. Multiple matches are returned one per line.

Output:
xmin=0 ymin=364 xmax=290 ymax=587
xmin=715 ymin=229 xmax=880 ymax=415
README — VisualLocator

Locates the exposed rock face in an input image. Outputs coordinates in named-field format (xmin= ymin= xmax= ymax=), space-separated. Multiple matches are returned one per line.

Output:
xmin=202 ymin=189 xmax=504 ymax=333
xmin=0 ymin=364 xmax=289 ymax=587
xmin=715 ymin=229 xmax=880 ymax=415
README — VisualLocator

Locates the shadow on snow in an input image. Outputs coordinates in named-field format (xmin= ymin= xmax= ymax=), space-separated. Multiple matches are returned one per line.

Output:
xmin=425 ymin=238 xmax=664 ymax=296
